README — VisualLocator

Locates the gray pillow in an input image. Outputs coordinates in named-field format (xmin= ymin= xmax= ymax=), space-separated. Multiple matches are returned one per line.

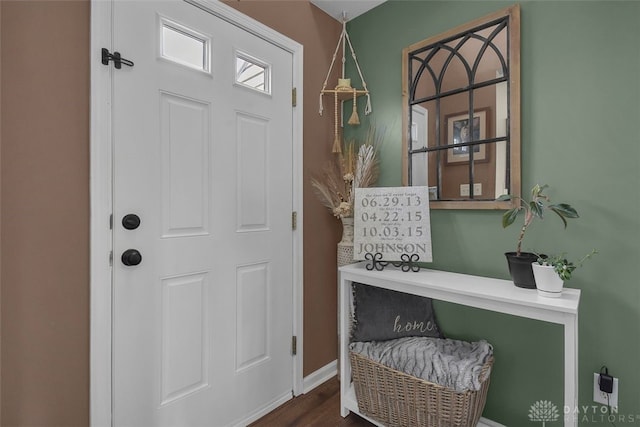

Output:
xmin=351 ymin=282 xmax=443 ymax=342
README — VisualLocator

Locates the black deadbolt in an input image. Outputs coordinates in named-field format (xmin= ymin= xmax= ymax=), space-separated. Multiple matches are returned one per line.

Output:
xmin=121 ymin=249 xmax=142 ymax=266
xmin=122 ymin=214 xmax=141 ymax=230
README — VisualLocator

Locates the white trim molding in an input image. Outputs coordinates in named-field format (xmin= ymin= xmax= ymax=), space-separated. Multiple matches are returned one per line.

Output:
xmin=478 ymin=417 xmax=507 ymax=427
xmin=90 ymin=1 xmax=304 ymax=424
xmin=89 ymin=0 xmax=114 ymax=425
xmin=303 ymin=360 xmax=338 ymax=394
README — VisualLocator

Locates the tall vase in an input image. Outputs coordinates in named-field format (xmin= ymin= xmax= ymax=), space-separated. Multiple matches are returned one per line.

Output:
xmin=337 ymin=216 xmax=354 ymax=267
xmin=336 ymin=216 xmax=355 ymax=379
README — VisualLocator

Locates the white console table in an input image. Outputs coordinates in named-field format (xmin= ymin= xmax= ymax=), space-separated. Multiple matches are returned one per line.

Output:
xmin=339 ymin=262 xmax=580 ymax=427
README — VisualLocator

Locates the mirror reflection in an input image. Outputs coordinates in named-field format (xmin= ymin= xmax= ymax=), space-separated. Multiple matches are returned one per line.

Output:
xmin=403 ymin=6 xmax=520 ymax=209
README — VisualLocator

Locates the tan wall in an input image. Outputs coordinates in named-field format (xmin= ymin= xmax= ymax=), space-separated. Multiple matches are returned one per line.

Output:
xmin=0 ymin=0 xmax=340 ymax=424
xmin=0 ymin=1 xmax=91 ymax=425
xmin=436 ymin=89 xmax=496 ymax=200
xmin=0 ymin=1 xmax=3 ymax=422
xmin=223 ymin=1 xmax=342 ymax=376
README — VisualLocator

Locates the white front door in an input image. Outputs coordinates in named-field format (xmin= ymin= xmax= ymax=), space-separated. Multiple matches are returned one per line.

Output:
xmin=111 ymin=1 xmax=295 ymax=425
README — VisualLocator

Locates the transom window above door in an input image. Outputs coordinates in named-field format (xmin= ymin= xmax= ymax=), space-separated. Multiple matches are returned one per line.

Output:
xmin=160 ymin=17 xmax=211 ymax=73
xmin=235 ymin=52 xmax=271 ymax=94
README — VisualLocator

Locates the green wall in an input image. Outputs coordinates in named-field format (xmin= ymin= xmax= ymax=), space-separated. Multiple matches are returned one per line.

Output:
xmin=346 ymin=1 xmax=640 ymax=425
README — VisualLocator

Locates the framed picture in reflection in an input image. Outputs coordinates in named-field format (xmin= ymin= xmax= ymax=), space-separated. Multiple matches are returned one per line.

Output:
xmin=445 ymin=109 xmax=489 ymax=164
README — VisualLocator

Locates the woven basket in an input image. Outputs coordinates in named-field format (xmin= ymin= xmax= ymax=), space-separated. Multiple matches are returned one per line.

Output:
xmin=350 ymin=351 xmax=493 ymax=427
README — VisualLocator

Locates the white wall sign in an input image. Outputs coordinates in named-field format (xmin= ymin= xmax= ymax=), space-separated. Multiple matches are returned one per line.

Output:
xmin=354 ymin=186 xmax=432 ymax=262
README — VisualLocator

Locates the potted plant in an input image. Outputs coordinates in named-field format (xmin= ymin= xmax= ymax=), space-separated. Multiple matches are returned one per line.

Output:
xmin=532 ymin=250 xmax=597 ymax=297
xmin=498 ymin=184 xmax=579 ymax=288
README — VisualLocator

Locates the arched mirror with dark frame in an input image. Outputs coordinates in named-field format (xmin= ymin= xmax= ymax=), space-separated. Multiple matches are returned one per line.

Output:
xmin=402 ymin=5 xmax=521 ymax=209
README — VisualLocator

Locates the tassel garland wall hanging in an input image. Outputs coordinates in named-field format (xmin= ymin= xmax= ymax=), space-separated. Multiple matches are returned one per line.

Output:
xmin=319 ymin=12 xmax=371 ymax=153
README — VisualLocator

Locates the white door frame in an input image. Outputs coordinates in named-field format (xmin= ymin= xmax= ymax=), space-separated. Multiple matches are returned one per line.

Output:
xmin=89 ymin=1 xmax=304 ymax=425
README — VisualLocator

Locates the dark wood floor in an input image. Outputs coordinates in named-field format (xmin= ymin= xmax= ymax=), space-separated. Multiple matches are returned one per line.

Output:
xmin=249 ymin=377 xmax=374 ymax=427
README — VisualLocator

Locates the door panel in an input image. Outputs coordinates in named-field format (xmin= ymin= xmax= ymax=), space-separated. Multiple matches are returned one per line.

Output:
xmin=112 ymin=1 xmax=294 ymax=425
xmin=160 ymin=92 xmax=211 ymax=237
xmin=160 ymin=272 xmax=209 ymax=405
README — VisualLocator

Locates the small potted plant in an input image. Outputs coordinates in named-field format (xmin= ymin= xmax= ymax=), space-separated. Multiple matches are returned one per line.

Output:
xmin=532 ymin=250 xmax=597 ymax=297
xmin=498 ymin=184 xmax=579 ymax=288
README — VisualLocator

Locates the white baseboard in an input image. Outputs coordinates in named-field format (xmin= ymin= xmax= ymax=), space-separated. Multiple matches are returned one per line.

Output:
xmin=302 ymin=359 xmax=338 ymax=394
xmin=233 ymin=391 xmax=292 ymax=427
xmin=478 ymin=417 xmax=506 ymax=427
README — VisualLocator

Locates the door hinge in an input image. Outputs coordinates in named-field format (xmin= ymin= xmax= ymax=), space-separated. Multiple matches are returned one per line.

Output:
xmin=292 ymin=87 xmax=297 ymax=107
xmin=109 ymin=214 xmax=113 ymax=230
xmin=101 ymin=48 xmax=134 ymax=69
xmin=291 ymin=336 xmax=297 ymax=355
xmin=109 ymin=251 xmax=113 ymax=266
xmin=292 ymin=211 xmax=297 ymax=230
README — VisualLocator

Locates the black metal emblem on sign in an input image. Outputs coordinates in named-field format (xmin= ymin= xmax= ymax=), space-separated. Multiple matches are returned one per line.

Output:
xmin=364 ymin=252 xmax=422 ymax=272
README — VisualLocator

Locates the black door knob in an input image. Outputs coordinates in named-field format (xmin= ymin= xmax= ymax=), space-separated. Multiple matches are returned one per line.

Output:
xmin=122 ymin=214 xmax=141 ymax=230
xmin=121 ymin=249 xmax=142 ymax=266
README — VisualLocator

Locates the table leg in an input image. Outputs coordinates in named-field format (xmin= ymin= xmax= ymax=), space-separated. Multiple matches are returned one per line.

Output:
xmin=564 ymin=314 xmax=579 ymax=427
xmin=339 ymin=274 xmax=351 ymax=417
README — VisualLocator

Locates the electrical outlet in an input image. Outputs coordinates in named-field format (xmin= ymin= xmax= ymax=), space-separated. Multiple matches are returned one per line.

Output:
xmin=593 ymin=373 xmax=619 ymax=409
xmin=461 ymin=183 xmax=482 ymax=197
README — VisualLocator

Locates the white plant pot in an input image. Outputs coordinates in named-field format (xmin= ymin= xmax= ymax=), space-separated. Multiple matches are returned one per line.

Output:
xmin=531 ymin=263 xmax=564 ymax=298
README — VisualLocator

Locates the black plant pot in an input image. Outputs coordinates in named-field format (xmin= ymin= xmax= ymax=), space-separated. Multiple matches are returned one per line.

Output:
xmin=505 ymin=252 xmax=539 ymax=289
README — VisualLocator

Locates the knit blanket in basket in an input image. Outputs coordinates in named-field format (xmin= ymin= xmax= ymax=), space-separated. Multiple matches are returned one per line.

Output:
xmin=349 ymin=336 xmax=493 ymax=392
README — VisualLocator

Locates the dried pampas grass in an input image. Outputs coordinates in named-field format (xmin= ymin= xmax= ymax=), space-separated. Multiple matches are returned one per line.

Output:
xmin=311 ymin=126 xmax=381 ymax=219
